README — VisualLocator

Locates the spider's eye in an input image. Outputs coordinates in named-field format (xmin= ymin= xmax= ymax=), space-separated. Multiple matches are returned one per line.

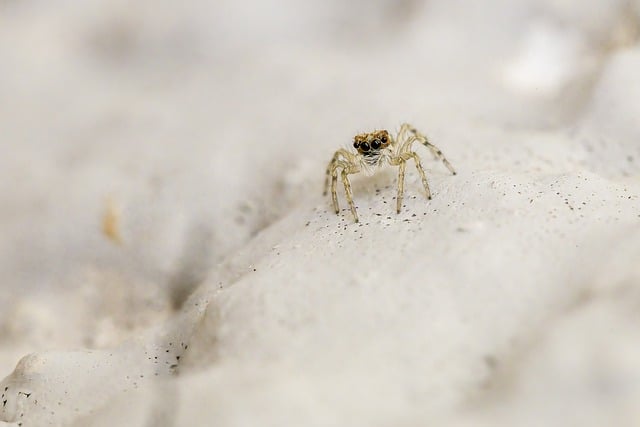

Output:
xmin=380 ymin=136 xmax=388 ymax=143
xmin=360 ymin=141 xmax=370 ymax=152
xmin=353 ymin=141 xmax=359 ymax=149
xmin=371 ymin=139 xmax=381 ymax=150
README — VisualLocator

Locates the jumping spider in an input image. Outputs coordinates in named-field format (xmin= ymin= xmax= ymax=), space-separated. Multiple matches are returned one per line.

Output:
xmin=323 ymin=123 xmax=456 ymax=223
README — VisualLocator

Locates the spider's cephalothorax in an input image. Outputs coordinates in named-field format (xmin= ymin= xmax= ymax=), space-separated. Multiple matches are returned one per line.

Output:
xmin=323 ymin=123 xmax=456 ymax=223
xmin=353 ymin=130 xmax=392 ymax=169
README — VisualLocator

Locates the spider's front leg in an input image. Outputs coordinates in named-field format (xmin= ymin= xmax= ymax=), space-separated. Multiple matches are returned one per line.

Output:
xmin=327 ymin=161 xmax=341 ymax=214
xmin=340 ymin=168 xmax=359 ymax=222
xmin=391 ymin=151 xmax=432 ymax=213
xmin=324 ymin=149 xmax=352 ymax=196
xmin=325 ymin=150 xmax=360 ymax=222
xmin=396 ymin=158 xmax=407 ymax=214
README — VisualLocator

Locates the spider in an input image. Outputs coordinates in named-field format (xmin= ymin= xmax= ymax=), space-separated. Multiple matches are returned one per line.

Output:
xmin=323 ymin=123 xmax=456 ymax=223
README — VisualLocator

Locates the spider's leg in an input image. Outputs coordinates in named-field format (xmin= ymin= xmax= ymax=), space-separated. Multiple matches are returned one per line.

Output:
xmin=403 ymin=124 xmax=456 ymax=175
xmin=408 ymin=152 xmax=432 ymax=200
xmin=328 ymin=160 xmax=345 ymax=214
xmin=323 ymin=159 xmax=332 ymax=196
xmin=331 ymin=167 xmax=340 ymax=214
xmin=341 ymin=168 xmax=359 ymax=223
xmin=396 ymin=158 xmax=407 ymax=214
xmin=326 ymin=153 xmax=360 ymax=220
xmin=422 ymin=138 xmax=456 ymax=175
xmin=396 ymin=123 xmax=412 ymax=145
xmin=324 ymin=149 xmax=353 ymax=196
xmin=324 ymin=153 xmax=340 ymax=196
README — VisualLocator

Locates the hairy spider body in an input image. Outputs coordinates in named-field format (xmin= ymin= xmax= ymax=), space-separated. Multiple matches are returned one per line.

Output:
xmin=323 ymin=123 xmax=456 ymax=223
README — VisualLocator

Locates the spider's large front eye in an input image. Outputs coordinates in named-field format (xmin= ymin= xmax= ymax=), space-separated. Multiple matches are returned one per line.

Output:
xmin=371 ymin=139 xmax=381 ymax=150
xmin=360 ymin=141 xmax=370 ymax=152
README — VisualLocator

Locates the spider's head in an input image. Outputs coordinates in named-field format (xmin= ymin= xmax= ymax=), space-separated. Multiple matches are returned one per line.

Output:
xmin=353 ymin=130 xmax=391 ymax=157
